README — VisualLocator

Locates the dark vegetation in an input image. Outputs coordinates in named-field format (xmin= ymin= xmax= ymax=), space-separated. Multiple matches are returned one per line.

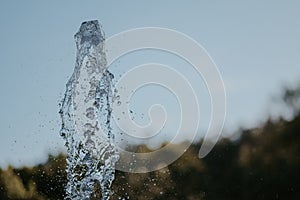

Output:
xmin=0 ymin=86 xmax=299 ymax=200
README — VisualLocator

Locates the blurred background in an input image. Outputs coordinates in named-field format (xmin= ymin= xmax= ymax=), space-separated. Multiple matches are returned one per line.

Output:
xmin=0 ymin=1 xmax=299 ymax=199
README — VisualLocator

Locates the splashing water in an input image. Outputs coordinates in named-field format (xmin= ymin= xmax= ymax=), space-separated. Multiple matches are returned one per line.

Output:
xmin=59 ymin=20 xmax=119 ymax=200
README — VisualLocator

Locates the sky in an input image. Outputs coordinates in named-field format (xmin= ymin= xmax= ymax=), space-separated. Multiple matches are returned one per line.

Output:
xmin=0 ymin=1 xmax=300 ymax=168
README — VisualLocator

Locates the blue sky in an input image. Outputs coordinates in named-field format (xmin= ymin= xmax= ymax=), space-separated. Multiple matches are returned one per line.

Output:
xmin=0 ymin=1 xmax=300 ymax=168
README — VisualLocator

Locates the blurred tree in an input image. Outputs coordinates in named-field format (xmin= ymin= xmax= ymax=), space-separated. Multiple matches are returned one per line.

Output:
xmin=282 ymin=85 xmax=300 ymax=116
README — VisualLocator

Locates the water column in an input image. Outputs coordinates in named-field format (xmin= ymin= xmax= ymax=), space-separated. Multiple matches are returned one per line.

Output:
xmin=60 ymin=20 xmax=119 ymax=200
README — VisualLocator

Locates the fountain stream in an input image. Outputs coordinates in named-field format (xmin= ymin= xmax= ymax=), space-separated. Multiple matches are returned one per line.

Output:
xmin=59 ymin=20 xmax=119 ymax=200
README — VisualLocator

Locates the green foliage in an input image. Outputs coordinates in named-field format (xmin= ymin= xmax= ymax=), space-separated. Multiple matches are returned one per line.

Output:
xmin=0 ymin=154 xmax=66 ymax=200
